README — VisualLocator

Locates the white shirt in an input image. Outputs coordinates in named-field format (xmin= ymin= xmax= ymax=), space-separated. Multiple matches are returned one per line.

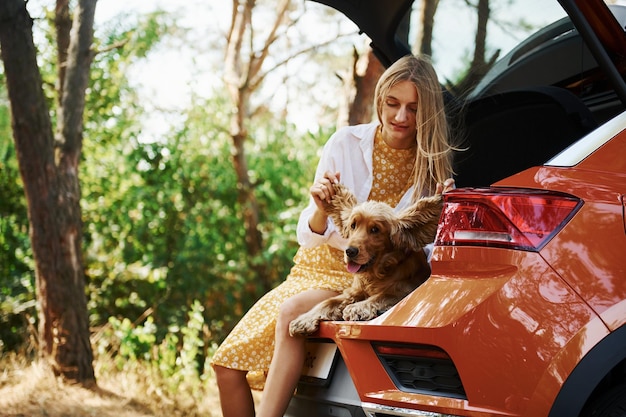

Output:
xmin=296 ymin=122 xmax=419 ymax=251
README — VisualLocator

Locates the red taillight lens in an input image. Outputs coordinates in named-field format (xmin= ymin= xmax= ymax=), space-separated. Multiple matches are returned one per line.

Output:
xmin=435 ymin=188 xmax=582 ymax=251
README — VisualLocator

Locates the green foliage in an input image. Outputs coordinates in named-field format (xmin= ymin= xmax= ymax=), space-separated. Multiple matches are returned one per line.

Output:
xmin=96 ymin=300 xmax=213 ymax=399
xmin=0 ymin=1 xmax=334 ymax=365
xmin=108 ymin=316 xmax=157 ymax=362
xmin=0 ymin=7 xmax=173 ymax=353
xmin=82 ymin=88 xmax=330 ymax=345
xmin=76 ymin=7 xmax=333 ymax=352
xmin=0 ymin=76 xmax=35 ymax=353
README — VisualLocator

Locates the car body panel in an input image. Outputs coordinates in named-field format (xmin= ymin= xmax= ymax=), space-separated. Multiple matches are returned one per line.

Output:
xmin=499 ymin=118 xmax=626 ymax=329
xmin=547 ymin=111 xmax=626 ymax=167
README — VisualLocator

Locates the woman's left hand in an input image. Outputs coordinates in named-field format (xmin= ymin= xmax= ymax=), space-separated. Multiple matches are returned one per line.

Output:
xmin=436 ymin=178 xmax=455 ymax=194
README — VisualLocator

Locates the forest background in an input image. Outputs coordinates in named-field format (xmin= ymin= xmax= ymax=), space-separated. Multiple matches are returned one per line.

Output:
xmin=0 ymin=0 xmax=569 ymax=415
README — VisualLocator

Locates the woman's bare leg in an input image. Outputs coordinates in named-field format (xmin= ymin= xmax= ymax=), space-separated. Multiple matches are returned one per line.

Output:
xmin=213 ymin=364 xmax=255 ymax=417
xmin=257 ymin=289 xmax=338 ymax=417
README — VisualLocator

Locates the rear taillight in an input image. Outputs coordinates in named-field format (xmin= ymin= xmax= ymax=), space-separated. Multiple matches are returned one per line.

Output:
xmin=435 ymin=188 xmax=582 ymax=251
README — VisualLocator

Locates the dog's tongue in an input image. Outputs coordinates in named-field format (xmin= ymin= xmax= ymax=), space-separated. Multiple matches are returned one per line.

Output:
xmin=347 ymin=261 xmax=361 ymax=273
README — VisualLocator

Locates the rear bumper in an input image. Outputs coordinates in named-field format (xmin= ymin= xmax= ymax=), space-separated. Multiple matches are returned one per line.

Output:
xmin=363 ymin=403 xmax=463 ymax=417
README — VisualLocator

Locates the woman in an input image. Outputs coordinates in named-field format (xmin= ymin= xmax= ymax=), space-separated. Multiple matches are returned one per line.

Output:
xmin=210 ymin=54 xmax=456 ymax=417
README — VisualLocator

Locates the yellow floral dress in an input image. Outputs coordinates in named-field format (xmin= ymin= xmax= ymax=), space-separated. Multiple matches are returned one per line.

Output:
xmin=210 ymin=129 xmax=416 ymax=389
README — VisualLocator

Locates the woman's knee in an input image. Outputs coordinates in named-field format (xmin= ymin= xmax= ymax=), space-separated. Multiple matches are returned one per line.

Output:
xmin=213 ymin=364 xmax=247 ymax=388
xmin=277 ymin=297 xmax=304 ymax=325
xmin=277 ymin=289 xmax=338 ymax=327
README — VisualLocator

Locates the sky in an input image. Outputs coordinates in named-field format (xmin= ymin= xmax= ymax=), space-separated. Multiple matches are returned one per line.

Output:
xmin=95 ymin=0 xmax=228 ymax=109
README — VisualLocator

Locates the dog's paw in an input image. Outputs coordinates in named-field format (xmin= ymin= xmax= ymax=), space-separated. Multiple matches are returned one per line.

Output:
xmin=289 ymin=315 xmax=320 ymax=337
xmin=342 ymin=301 xmax=379 ymax=321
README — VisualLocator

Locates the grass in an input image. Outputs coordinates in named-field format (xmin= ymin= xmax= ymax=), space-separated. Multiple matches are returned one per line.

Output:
xmin=0 ymin=353 xmax=261 ymax=417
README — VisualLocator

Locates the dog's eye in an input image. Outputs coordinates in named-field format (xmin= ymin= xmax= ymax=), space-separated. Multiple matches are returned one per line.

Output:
xmin=369 ymin=226 xmax=379 ymax=234
xmin=350 ymin=221 xmax=356 ymax=230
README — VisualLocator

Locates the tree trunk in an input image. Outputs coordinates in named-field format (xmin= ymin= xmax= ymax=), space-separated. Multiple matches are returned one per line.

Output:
xmin=414 ymin=0 xmax=440 ymax=56
xmin=338 ymin=47 xmax=385 ymax=128
xmin=0 ymin=0 xmax=96 ymax=384
xmin=224 ymin=0 xmax=267 ymax=292
xmin=230 ymin=87 xmax=265 ymax=280
xmin=224 ymin=0 xmax=291 ymax=293
xmin=453 ymin=0 xmax=499 ymax=96
xmin=55 ymin=0 xmax=71 ymax=104
xmin=472 ymin=0 xmax=489 ymax=70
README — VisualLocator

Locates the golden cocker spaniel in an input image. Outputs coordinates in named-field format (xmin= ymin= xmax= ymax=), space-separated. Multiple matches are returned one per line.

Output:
xmin=289 ymin=183 xmax=443 ymax=336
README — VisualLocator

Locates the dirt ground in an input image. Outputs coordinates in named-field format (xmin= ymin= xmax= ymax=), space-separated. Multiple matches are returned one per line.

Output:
xmin=0 ymin=360 xmax=262 ymax=417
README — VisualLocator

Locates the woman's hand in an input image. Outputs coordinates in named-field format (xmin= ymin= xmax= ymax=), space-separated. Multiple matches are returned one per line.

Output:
xmin=310 ymin=171 xmax=340 ymax=206
xmin=436 ymin=178 xmax=455 ymax=195
xmin=308 ymin=171 xmax=340 ymax=234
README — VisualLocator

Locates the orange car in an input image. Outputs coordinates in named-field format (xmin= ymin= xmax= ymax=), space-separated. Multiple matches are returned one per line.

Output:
xmin=287 ymin=0 xmax=626 ymax=416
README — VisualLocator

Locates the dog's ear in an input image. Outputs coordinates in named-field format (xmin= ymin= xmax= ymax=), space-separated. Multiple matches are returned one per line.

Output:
xmin=321 ymin=183 xmax=357 ymax=235
xmin=391 ymin=194 xmax=443 ymax=251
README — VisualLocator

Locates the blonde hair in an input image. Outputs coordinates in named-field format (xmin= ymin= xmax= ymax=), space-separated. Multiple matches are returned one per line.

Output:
xmin=374 ymin=55 xmax=455 ymax=200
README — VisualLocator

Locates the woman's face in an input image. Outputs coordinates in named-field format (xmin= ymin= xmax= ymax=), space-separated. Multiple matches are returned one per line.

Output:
xmin=380 ymin=80 xmax=418 ymax=149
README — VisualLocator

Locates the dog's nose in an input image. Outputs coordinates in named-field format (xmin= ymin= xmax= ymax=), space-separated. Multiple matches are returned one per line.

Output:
xmin=346 ymin=247 xmax=358 ymax=259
